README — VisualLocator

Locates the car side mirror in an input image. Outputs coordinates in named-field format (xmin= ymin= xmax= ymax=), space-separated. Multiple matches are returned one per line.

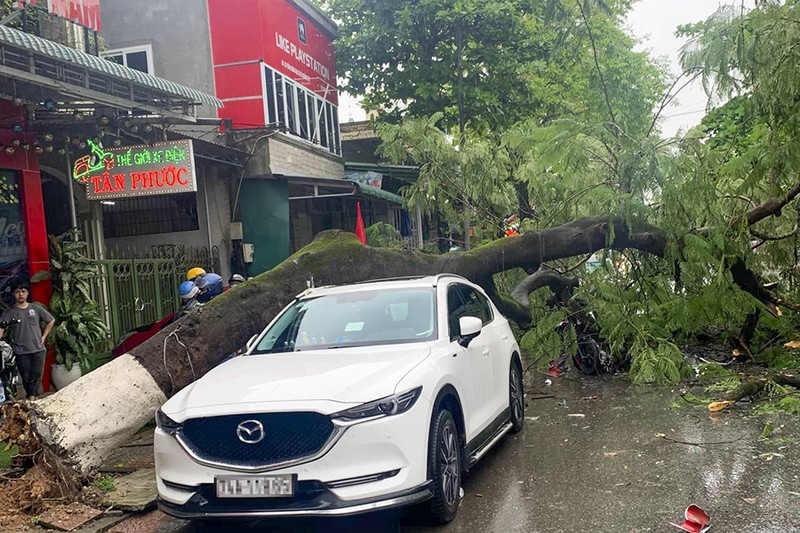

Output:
xmin=458 ymin=316 xmax=482 ymax=348
xmin=246 ymin=334 xmax=258 ymax=350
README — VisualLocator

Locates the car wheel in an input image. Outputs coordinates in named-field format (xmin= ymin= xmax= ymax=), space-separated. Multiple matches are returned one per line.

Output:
xmin=509 ymin=361 xmax=525 ymax=433
xmin=428 ymin=408 xmax=461 ymax=524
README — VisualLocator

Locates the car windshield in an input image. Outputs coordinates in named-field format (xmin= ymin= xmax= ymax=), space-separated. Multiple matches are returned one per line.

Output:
xmin=252 ymin=288 xmax=436 ymax=353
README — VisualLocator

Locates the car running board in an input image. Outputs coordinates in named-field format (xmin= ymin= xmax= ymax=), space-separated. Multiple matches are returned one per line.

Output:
xmin=467 ymin=421 xmax=513 ymax=467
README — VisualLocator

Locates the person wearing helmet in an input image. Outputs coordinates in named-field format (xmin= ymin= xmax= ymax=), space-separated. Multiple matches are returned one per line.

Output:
xmin=195 ymin=272 xmax=223 ymax=303
xmin=228 ymin=274 xmax=246 ymax=288
xmin=186 ymin=267 xmax=206 ymax=282
xmin=177 ymin=280 xmax=202 ymax=317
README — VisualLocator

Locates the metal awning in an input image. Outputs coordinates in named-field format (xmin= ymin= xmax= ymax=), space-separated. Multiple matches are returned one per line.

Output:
xmin=350 ymin=180 xmax=403 ymax=204
xmin=284 ymin=175 xmax=403 ymax=205
xmin=0 ymin=25 xmax=221 ymax=120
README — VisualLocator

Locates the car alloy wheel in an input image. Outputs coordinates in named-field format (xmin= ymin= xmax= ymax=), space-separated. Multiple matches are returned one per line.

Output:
xmin=428 ymin=408 xmax=461 ymax=523
xmin=440 ymin=422 xmax=459 ymax=506
xmin=510 ymin=362 xmax=524 ymax=432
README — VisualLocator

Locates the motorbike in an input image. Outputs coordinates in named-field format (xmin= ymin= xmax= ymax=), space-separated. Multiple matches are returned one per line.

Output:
xmin=0 ymin=318 xmax=21 ymax=404
xmin=546 ymin=301 xmax=611 ymax=377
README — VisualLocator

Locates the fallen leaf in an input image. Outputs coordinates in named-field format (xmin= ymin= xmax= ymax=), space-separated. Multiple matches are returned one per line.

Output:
xmin=708 ymin=400 xmax=735 ymax=412
xmin=742 ymin=497 xmax=757 ymax=504
xmin=784 ymin=340 xmax=800 ymax=349
xmin=604 ymin=452 xmax=619 ymax=457
xmin=732 ymin=349 xmax=742 ymax=357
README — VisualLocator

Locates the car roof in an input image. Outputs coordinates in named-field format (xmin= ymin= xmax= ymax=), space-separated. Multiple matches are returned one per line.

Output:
xmin=296 ymin=274 xmax=469 ymax=299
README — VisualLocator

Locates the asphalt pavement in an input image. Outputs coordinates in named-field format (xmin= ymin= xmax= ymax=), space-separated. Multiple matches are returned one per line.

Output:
xmin=177 ymin=374 xmax=800 ymax=532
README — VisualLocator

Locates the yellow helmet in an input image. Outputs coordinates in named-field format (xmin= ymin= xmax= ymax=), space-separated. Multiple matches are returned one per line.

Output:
xmin=186 ymin=267 xmax=206 ymax=281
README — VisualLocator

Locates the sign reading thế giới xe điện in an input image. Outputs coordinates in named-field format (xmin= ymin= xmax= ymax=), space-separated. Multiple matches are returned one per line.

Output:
xmin=73 ymin=140 xmax=197 ymax=200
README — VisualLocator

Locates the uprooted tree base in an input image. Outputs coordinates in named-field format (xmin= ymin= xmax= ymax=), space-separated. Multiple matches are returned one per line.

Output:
xmin=0 ymin=403 xmax=84 ymax=515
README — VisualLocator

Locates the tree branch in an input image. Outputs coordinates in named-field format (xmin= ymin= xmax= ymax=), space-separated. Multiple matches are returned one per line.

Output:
xmin=746 ymin=181 xmax=800 ymax=226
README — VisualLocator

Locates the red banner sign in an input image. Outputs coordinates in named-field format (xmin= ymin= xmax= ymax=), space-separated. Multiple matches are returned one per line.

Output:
xmin=18 ymin=0 xmax=102 ymax=32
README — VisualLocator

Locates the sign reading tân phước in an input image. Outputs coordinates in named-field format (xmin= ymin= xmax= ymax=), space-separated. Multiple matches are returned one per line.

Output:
xmin=74 ymin=140 xmax=197 ymax=200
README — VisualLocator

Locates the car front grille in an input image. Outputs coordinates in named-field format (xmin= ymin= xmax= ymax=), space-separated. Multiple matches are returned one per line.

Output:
xmin=180 ymin=412 xmax=334 ymax=468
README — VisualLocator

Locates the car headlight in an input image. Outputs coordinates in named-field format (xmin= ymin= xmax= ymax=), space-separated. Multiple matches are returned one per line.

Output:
xmin=331 ymin=387 xmax=423 ymax=423
xmin=155 ymin=409 xmax=182 ymax=435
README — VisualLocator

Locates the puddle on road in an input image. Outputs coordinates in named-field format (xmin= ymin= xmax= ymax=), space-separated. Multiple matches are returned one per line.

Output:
xmin=440 ymin=375 xmax=800 ymax=533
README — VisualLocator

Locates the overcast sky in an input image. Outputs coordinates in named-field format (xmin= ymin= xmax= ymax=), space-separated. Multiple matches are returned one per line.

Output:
xmin=627 ymin=0 xmax=740 ymax=137
xmin=339 ymin=1 xmax=746 ymax=137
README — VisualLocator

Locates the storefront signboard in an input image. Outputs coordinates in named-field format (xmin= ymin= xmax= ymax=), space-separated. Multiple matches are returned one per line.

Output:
xmin=17 ymin=0 xmax=102 ymax=32
xmin=73 ymin=140 xmax=197 ymax=200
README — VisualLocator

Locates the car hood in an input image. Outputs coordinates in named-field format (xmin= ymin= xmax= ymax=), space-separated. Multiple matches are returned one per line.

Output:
xmin=164 ymin=344 xmax=432 ymax=418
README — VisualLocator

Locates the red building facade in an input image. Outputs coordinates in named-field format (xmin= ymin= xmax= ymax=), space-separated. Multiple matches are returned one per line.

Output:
xmin=208 ymin=0 xmax=341 ymax=155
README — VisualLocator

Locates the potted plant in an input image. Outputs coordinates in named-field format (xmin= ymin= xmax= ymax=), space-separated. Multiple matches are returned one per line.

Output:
xmin=47 ymin=230 xmax=111 ymax=389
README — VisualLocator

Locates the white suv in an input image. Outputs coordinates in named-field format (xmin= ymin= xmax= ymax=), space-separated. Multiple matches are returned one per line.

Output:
xmin=155 ymin=274 xmax=524 ymax=523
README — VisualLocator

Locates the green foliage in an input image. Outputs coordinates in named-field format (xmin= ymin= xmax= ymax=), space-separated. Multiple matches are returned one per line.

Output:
xmin=47 ymin=231 xmax=111 ymax=372
xmin=94 ymin=475 xmax=116 ymax=493
xmin=365 ymin=222 xmax=403 ymax=248
xmin=705 ymin=376 xmax=741 ymax=393
xmin=760 ymin=421 xmax=774 ymax=439
xmin=332 ymin=0 xmax=665 ymax=133
xmin=697 ymin=363 xmax=733 ymax=384
xmin=630 ymin=340 xmax=691 ymax=386
xmin=680 ymin=391 xmax=713 ymax=405
xmin=755 ymin=348 xmax=800 ymax=370
xmin=342 ymin=0 xmax=800 ymax=387
xmin=754 ymin=395 xmax=800 ymax=416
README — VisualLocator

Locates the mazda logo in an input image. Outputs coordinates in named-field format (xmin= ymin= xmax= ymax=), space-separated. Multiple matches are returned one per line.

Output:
xmin=236 ymin=420 xmax=265 ymax=444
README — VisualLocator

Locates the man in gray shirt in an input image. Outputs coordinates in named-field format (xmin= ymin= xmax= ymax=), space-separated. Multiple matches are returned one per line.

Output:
xmin=0 ymin=281 xmax=55 ymax=400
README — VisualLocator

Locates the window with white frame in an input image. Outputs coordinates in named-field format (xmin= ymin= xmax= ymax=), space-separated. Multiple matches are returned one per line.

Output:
xmin=102 ymin=45 xmax=155 ymax=75
xmin=264 ymin=65 xmax=341 ymax=156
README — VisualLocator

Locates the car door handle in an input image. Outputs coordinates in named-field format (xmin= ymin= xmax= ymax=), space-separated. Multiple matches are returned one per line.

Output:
xmin=500 ymin=334 xmax=509 ymax=341
xmin=482 ymin=348 xmax=490 ymax=357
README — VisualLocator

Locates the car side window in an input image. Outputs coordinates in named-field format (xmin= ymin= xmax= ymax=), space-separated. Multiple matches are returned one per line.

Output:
xmin=447 ymin=284 xmax=493 ymax=339
xmin=447 ymin=285 xmax=468 ymax=339
xmin=459 ymin=286 xmax=493 ymax=325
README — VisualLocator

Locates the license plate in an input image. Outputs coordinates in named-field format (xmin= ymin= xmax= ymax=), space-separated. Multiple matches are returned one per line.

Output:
xmin=215 ymin=475 xmax=295 ymax=498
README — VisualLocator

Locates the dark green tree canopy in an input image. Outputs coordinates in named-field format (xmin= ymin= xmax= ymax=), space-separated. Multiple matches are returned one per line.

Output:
xmin=330 ymin=0 xmax=665 ymax=134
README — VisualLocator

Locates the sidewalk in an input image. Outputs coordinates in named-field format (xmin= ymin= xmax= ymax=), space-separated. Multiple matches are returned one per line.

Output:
xmin=8 ymin=432 xmax=188 ymax=533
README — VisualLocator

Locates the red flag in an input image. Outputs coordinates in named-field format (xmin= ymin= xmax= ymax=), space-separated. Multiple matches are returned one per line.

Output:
xmin=355 ymin=201 xmax=367 ymax=244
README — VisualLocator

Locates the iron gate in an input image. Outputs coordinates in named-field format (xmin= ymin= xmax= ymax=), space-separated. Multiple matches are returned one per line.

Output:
xmin=95 ymin=259 xmax=180 ymax=343
xmin=95 ymin=245 xmax=221 ymax=343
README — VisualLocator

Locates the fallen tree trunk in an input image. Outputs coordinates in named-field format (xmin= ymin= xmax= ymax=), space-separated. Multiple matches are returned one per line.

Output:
xmin=5 ymin=207 xmax=791 ymax=481
xmin=20 ymin=216 xmax=663 ymax=473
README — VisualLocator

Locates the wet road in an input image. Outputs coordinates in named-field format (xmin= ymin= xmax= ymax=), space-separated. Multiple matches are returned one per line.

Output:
xmin=183 ymin=375 xmax=800 ymax=532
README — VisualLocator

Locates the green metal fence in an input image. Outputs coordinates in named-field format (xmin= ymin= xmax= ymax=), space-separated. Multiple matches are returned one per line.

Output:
xmin=95 ymin=245 xmax=221 ymax=343
xmin=95 ymin=259 xmax=181 ymax=343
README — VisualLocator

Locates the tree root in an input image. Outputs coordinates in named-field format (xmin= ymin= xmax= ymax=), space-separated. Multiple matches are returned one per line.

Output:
xmin=0 ymin=403 xmax=84 ymax=514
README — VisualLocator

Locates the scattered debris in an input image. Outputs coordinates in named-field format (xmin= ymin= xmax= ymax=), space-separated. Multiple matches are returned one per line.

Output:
xmin=581 ymin=395 xmax=599 ymax=401
xmin=567 ymin=413 xmax=586 ymax=418
xmin=604 ymin=452 xmax=618 ymax=457
xmin=525 ymin=416 xmax=540 ymax=422
xmin=544 ymin=379 xmax=553 ymax=386
xmin=670 ymin=504 xmax=710 ymax=533
xmin=530 ymin=395 xmax=556 ymax=401
xmin=708 ymin=400 xmax=735 ymax=412
xmin=741 ymin=497 xmax=757 ymax=505
xmin=37 ymin=502 xmax=103 ymax=532
xmin=101 ymin=469 xmax=157 ymax=512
